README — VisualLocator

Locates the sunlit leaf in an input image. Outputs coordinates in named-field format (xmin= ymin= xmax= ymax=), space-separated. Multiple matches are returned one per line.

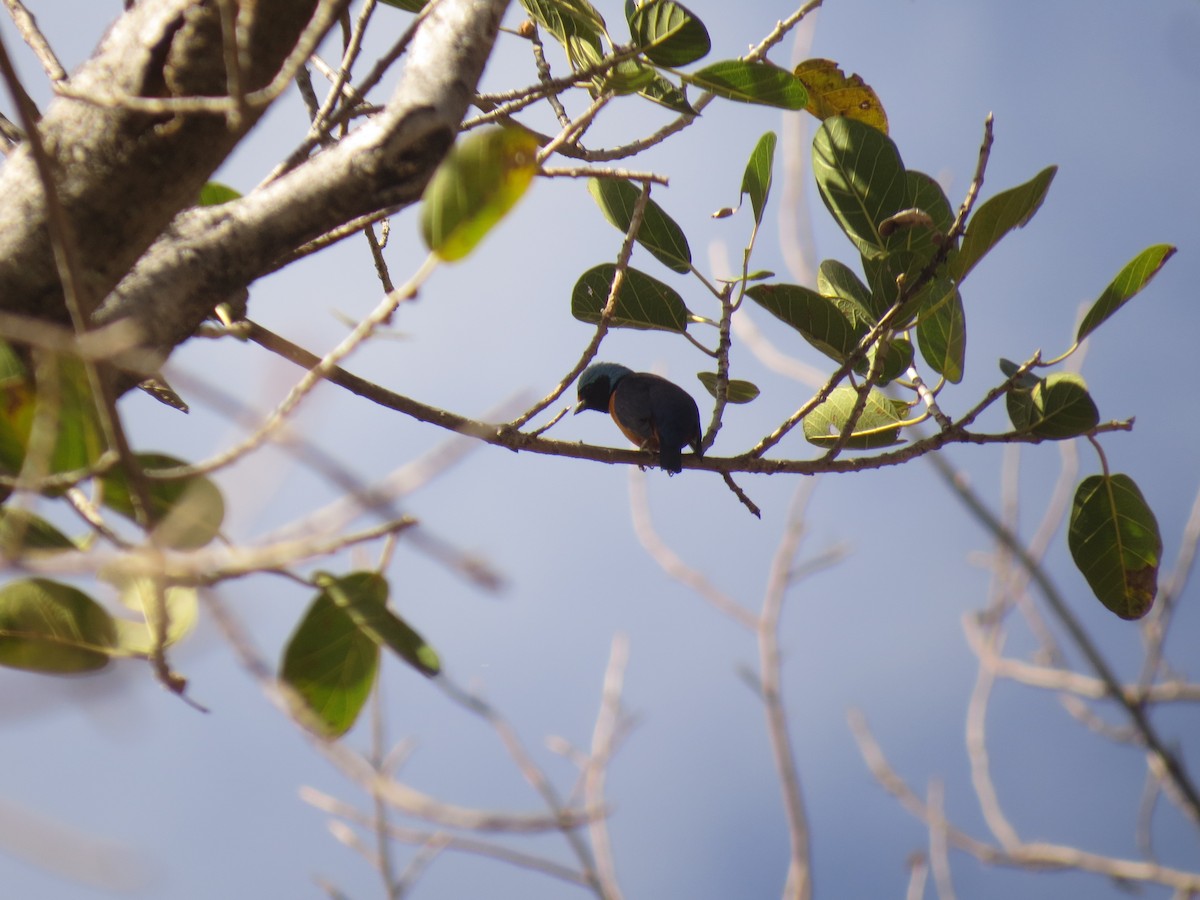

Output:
xmin=952 ymin=166 xmax=1056 ymax=281
xmin=587 ymin=178 xmax=692 ymax=273
xmin=520 ymin=0 xmax=607 ymax=54
xmin=740 ymin=131 xmax=777 ymax=226
xmin=696 ymin=372 xmax=759 ymax=404
xmin=628 ymin=0 xmax=710 ymax=67
xmin=793 ymin=58 xmax=888 ymax=133
xmin=0 ymin=578 xmax=117 ymax=673
xmin=198 ymin=182 xmax=241 ymax=206
xmin=281 ymin=590 xmax=379 ymax=737
xmin=802 ymin=386 xmax=908 ymax=449
xmin=112 ymin=577 xmax=199 ymax=651
xmin=100 ymin=453 xmax=225 ymax=549
xmin=1069 ymin=474 xmax=1161 ymax=620
xmin=572 ymin=264 xmax=690 ymax=331
xmin=420 ymin=126 xmax=541 ymax=261
xmin=812 ymin=116 xmax=907 ymax=257
xmin=683 ymin=60 xmax=808 ymax=109
xmin=322 ymin=572 xmax=441 ymax=677
xmin=1076 ymin=244 xmax=1176 ymax=343
xmin=1005 ymin=372 xmax=1099 ymax=439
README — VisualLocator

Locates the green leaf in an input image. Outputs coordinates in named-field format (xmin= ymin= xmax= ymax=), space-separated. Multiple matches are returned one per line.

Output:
xmin=817 ymin=259 xmax=875 ymax=324
xmin=802 ymin=386 xmax=908 ymax=449
xmin=0 ymin=509 xmax=77 ymax=555
xmin=682 ymin=60 xmax=808 ymax=109
xmin=951 ymin=166 xmax=1056 ymax=281
xmin=866 ymin=336 xmax=914 ymax=385
xmin=740 ymin=131 xmax=777 ymax=226
xmin=420 ymin=126 xmax=541 ymax=261
xmin=322 ymin=572 xmax=441 ymax=677
xmin=520 ymin=0 xmax=607 ymax=52
xmin=793 ymin=58 xmax=889 ymax=134
xmin=1076 ymin=244 xmax=1176 ymax=343
xmin=1005 ymin=372 xmax=1099 ymax=439
xmin=281 ymin=591 xmax=379 ymax=737
xmin=603 ymin=57 xmax=658 ymax=94
xmin=916 ymin=285 xmax=966 ymax=383
xmin=1069 ymin=474 xmax=1161 ymax=619
xmin=636 ymin=75 xmax=696 ymax=114
xmin=747 ymin=282 xmax=863 ymax=362
xmin=998 ymin=357 xmax=1039 ymax=390
xmin=886 ymin=170 xmax=955 ymax=265
xmin=572 ymin=264 xmax=689 ymax=331
xmin=0 ymin=578 xmax=117 ymax=673
xmin=861 ymin=249 xmax=928 ymax=322
xmin=587 ymin=178 xmax=692 ymax=273
xmin=379 ymin=0 xmax=428 ymax=10
xmin=198 ymin=182 xmax=241 ymax=206
xmin=812 ymin=117 xmax=908 ymax=258
xmin=112 ymin=577 xmax=199 ymax=652
xmin=100 ymin=453 xmax=225 ymax=549
xmin=696 ymin=372 xmax=759 ymax=404
xmin=628 ymin=0 xmax=710 ymax=67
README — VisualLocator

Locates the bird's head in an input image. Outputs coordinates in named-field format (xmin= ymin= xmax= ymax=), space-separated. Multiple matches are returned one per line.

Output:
xmin=574 ymin=362 xmax=633 ymax=414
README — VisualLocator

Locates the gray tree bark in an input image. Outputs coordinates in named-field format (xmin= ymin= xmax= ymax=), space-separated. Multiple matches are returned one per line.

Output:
xmin=0 ymin=0 xmax=508 ymax=376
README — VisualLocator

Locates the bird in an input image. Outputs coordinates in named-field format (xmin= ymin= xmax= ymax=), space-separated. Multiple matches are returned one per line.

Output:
xmin=574 ymin=362 xmax=703 ymax=474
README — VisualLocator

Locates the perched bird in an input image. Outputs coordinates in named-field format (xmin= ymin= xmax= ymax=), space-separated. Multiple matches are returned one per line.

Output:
xmin=574 ymin=362 xmax=703 ymax=474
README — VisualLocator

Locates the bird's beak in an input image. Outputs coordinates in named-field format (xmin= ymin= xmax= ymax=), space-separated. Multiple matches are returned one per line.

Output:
xmin=573 ymin=400 xmax=585 ymax=415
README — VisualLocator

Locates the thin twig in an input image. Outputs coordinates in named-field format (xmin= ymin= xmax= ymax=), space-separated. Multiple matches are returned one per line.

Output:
xmin=584 ymin=634 xmax=631 ymax=900
xmin=760 ymin=486 xmax=815 ymax=900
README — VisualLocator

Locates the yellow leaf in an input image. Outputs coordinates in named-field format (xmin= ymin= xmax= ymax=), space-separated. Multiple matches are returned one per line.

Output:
xmin=794 ymin=58 xmax=888 ymax=134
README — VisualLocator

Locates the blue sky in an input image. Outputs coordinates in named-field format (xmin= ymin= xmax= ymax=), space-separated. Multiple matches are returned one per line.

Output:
xmin=0 ymin=1 xmax=1197 ymax=898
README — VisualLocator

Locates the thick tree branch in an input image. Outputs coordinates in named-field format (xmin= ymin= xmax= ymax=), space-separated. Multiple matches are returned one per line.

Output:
xmin=0 ymin=0 xmax=340 ymax=323
xmin=97 ymin=0 xmax=511 ymax=369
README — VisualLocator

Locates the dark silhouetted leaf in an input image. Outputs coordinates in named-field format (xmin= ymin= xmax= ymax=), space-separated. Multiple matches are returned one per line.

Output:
xmin=1069 ymin=474 xmax=1161 ymax=620
xmin=572 ymin=264 xmax=689 ymax=331
xmin=587 ymin=178 xmax=691 ymax=273
xmin=1076 ymin=244 xmax=1176 ymax=343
